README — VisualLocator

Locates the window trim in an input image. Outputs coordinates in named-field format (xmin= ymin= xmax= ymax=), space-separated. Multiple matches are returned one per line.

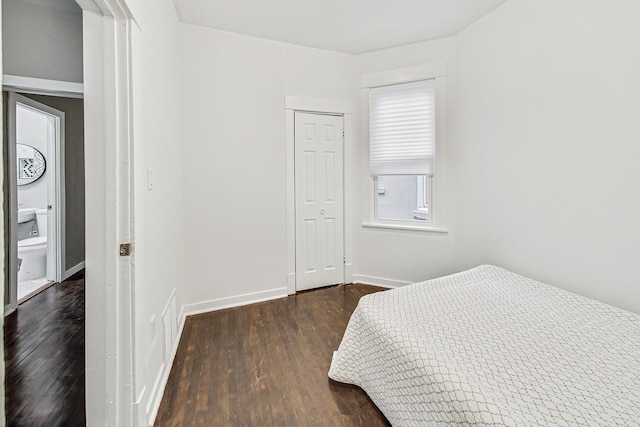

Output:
xmin=413 ymin=175 xmax=430 ymax=221
xmin=362 ymin=63 xmax=448 ymax=233
xmin=362 ymin=222 xmax=448 ymax=234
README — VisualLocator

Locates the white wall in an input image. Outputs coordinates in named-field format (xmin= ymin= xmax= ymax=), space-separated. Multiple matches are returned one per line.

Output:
xmin=453 ymin=0 xmax=640 ymax=313
xmin=180 ymin=25 xmax=356 ymax=307
xmin=2 ymin=0 xmax=83 ymax=83
xmin=129 ymin=0 xmax=185 ymax=422
xmin=349 ymin=1 xmax=640 ymax=314
xmin=353 ymin=38 xmax=457 ymax=285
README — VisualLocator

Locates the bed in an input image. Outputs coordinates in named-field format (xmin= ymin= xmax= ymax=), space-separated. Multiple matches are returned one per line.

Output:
xmin=328 ymin=265 xmax=640 ymax=426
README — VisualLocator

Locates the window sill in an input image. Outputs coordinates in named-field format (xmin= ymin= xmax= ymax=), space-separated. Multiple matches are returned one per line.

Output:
xmin=362 ymin=222 xmax=448 ymax=234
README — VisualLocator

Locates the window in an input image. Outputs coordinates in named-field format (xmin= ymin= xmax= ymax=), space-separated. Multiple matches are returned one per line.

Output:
xmin=370 ymin=79 xmax=435 ymax=224
xmin=376 ymin=175 xmax=431 ymax=221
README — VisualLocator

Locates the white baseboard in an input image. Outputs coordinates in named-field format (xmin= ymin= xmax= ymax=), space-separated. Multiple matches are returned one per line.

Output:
xmin=184 ymin=287 xmax=288 ymax=317
xmin=62 ymin=261 xmax=85 ymax=281
xmin=178 ymin=305 xmax=186 ymax=337
xmin=145 ymin=362 xmax=166 ymax=423
xmin=133 ymin=386 xmax=146 ymax=427
xmin=287 ymin=273 xmax=296 ymax=295
xmin=352 ymin=274 xmax=412 ymax=289
xmin=146 ymin=301 xmax=187 ymax=427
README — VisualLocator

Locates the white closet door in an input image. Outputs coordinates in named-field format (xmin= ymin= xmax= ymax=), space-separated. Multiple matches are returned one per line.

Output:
xmin=294 ymin=112 xmax=344 ymax=291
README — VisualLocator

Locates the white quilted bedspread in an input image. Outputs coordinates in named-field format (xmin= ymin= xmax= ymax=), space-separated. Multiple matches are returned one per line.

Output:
xmin=328 ymin=265 xmax=640 ymax=426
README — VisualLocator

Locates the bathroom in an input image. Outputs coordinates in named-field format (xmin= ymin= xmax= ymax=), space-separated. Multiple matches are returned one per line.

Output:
xmin=4 ymin=89 xmax=86 ymax=308
xmin=14 ymin=94 xmax=59 ymax=300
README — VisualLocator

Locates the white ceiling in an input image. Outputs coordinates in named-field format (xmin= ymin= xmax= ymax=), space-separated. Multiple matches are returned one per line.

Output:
xmin=172 ymin=0 xmax=508 ymax=54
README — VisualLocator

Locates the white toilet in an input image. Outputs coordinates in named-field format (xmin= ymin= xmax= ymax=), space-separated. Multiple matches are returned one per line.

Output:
xmin=17 ymin=209 xmax=48 ymax=282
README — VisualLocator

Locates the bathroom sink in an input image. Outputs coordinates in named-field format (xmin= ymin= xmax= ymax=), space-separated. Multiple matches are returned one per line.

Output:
xmin=18 ymin=208 xmax=37 ymax=223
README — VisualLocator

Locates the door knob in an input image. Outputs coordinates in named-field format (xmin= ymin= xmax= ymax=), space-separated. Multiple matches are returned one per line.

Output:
xmin=320 ymin=209 xmax=325 ymax=215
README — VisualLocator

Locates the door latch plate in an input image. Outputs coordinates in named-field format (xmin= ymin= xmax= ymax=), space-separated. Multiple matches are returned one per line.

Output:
xmin=119 ymin=243 xmax=132 ymax=256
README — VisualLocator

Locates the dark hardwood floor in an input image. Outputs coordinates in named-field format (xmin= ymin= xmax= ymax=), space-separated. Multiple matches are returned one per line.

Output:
xmin=4 ymin=272 xmax=85 ymax=427
xmin=155 ymin=284 xmax=390 ymax=427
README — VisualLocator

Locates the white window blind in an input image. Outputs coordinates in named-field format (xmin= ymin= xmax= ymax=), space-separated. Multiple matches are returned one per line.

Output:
xmin=369 ymin=79 xmax=435 ymax=176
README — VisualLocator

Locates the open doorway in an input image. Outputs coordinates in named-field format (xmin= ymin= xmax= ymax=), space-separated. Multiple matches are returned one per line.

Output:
xmin=7 ymin=93 xmax=63 ymax=305
xmin=4 ymin=91 xmax=85 ymax=309
xmin=2 ymin=85 xmax=86 ymax=425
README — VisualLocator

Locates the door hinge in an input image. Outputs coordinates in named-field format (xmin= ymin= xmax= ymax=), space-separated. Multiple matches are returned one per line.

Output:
xmin=343 ymin=256 xmax=346 ymax=263
xmin=342 ymin=130 xmax=345 ymax=138
xmin=119 ymin=243 xmax=133 ymax=257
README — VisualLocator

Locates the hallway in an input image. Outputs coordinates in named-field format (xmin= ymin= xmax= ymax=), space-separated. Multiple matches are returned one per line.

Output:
xmin=4 ymin=272 xmax=85 ymax=426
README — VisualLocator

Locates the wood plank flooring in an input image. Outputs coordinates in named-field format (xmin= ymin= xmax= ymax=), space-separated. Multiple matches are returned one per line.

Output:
xmin=4 ymin=272 xmax=85 ymax=426
xmin=155 ymin=284 xmax=390 ymax=427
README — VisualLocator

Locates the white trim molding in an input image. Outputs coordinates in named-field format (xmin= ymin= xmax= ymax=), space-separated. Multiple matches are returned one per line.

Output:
xmin=361 ymin=63 xmax=448 ymax=234
xmin=145 ymin=311 xmax=187 ymax=427
xmin=146 ymin=290 xmax=186 ymax=427
xmin=285 ymin=96 xmax=354 ymax=295
xmin=81 ymin=2 xmax=137 ymax=425
xmin=3 ymin=75 xmax=84 ymax=98
xmin=184 ymin=287 xmax=287 ymax=316
xmin=345 ymin=262 xmax=354 ymax=284
xmin=362 ymin=222 xmax=448 ymax=234
xmin=352 ymin=274 xmax=412 ymax=289
xmin=285 ymin=110 xmax=296 ymax=295
xmin=361 ymin=62 xmax=446 ymax=89
xmin=76 ymin=0 xmax=134 ymax=20
xmin=63 ymin=261 xmax=86 ymax=281
xmin=285 ymin=96 xmax=352 ymax=114
xmin=286 ymin=272 xmax=296 ymax=296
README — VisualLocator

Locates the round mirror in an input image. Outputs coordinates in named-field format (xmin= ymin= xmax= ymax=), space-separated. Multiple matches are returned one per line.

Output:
xmin=16 ymin=144 xmax=46 ymax=186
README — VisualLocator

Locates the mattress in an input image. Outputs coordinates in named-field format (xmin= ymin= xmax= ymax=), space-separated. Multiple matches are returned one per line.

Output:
xmin=328 ymin=265 xmax=640 ymax=426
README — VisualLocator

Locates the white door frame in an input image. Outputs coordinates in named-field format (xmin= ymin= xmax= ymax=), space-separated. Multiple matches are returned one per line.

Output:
xmin=5 ymin=93 xmax=19 ymax=314
xmin=77 ymin=0 xmax=137 ymax=425
xmin=3 ymin=75 xmax=84 ymax=99
xmin=285 ymin=96 xmax=353 ymax=295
